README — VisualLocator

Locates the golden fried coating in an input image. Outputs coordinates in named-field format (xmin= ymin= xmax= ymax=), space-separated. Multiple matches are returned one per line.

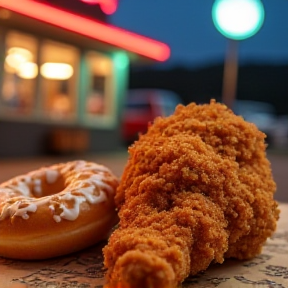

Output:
xmin=103 ymin=100 xmax=279 ymax=288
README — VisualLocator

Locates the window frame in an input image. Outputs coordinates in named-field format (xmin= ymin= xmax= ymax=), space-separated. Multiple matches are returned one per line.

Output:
xmin=0 ymin=28 xmax=118 ymax=129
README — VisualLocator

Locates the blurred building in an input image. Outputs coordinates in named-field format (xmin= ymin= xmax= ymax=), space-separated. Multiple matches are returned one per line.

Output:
xmin=0 ymin=0 xmax=170 ymax=157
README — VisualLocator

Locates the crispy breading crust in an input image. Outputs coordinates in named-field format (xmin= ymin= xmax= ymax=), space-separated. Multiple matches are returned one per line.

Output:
xmin=103 ymin=100 xmax=279 ymax=288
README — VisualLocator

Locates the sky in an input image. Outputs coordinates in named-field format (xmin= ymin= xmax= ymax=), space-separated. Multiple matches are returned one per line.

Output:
xmin=109 ymin=0 xmax=288 ymax=68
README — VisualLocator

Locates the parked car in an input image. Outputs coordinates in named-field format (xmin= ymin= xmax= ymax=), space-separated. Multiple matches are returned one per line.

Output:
xmin=121 ymin=89 xmax=182 ymax=143
xmin=232 ymin=100 xmax=278 ymax=147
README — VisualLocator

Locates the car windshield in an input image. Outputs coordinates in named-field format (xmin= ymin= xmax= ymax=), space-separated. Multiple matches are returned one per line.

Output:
xmin=233 ymin=100 xmax=275 ymax=115
xmin=126 ymin=102 xmax=151 ymax=110
xmin=124 ymin=89 xmax=182 ymax=116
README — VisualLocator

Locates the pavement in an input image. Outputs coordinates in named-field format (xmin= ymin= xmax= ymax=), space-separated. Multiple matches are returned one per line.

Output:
xmin=1 ymin=149 xmax=287 ymax=203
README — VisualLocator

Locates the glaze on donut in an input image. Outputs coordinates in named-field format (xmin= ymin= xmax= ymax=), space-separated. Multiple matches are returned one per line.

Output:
xmin=0 ymin=160 xmax=119 ymax=259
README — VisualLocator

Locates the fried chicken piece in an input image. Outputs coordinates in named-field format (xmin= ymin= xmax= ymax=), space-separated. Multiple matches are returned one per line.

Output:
xmin=103 ymin=100 xmax=279 ymax=288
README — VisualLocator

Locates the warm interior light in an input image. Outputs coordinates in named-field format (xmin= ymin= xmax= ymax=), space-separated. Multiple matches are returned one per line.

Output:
xmin=5 ymin=47 xmax=33 ymax=70
xmin=40 ymin=63 xmax=74 ymax=80
xmin=17 ymin=62 xmax=38 ymax=79
xmin=0 ymin=0 xmax=170 ymax=61
xmin=8 ymin=47 xmax=33 ymax=58
xmin=52 ymin=94 xmax=71 ymax=114
xmin=95 ymin=59 xmax=111 ymax=75
xmin=4 ymin=47 xmax=38 ymax=78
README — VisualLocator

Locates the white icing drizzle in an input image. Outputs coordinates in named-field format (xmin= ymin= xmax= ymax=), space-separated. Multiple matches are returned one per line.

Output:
xmin=13 ymin=181 xmax=31 ymax=197
xmin=0 ymin=187 xmax=17 ymax=199
xmin=90 ymin=174 xmax=114 ymax=195
xmin=53 ymin=215 xmax=62 ymax=223
xmin=0 ymin=200 xmax=37 ymax=220
xmin=59 ymin=192 xmax=86 ymax=221
xmin=46 ymin=169 xmax=59 ymax=184
xmin=33 ymin=178 xmax=42 ymax=196
xmin=48 ymin=205 xmax=61 ymax=223
xmin=15 ymin=202 xmax=37 ymax=219
xmin=49 ymin=176 xmax=108 ymax=222
xmin=0 ymin=161 xmax=117 ymax=223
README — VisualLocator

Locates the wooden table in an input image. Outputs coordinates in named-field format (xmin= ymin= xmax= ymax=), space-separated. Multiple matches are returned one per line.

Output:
xmin=1 ymin=203 xmax=288 ymax=288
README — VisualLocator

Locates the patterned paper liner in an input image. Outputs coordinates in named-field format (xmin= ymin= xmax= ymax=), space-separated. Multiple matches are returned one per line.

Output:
xmin=1 ymin=203 xmax=287 ymax=288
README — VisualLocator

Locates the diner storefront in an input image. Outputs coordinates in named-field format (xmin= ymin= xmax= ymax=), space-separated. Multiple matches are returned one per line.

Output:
xmin=0 ymin=0 xmax=170 ymax=157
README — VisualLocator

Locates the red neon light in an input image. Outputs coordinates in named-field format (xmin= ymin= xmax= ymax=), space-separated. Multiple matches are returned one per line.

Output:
xmin=81 ymin=0 xmax=118 ymax=15
xmin=0 ymin=0 xmax=170 ymax=62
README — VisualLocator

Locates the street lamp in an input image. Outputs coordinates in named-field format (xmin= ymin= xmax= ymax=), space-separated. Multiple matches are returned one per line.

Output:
xmin=212 ymin=0 xmax=265 ymax=108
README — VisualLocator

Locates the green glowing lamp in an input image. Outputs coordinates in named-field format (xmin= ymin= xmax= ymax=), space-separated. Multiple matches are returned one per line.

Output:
xmin=212 ymin=0 xmax=265 ymax=40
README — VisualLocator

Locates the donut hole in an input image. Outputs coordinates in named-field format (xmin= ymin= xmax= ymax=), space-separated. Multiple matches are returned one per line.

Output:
xmin=32 ymin=175 xmax=66 ymax=198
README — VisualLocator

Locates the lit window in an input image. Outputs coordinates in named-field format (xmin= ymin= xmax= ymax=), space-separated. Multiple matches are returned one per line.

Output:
xmin=84 ymin=52 xmax=113 ymax=118
xmin=1 ymin=31 xmax=38 ymax=115
xmin=40 ymin=40 xmax=79 ymax=120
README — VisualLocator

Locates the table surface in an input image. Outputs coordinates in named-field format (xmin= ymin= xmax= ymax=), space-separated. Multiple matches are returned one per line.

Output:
xmin=1 ymin=203 xmax=288 ymax=288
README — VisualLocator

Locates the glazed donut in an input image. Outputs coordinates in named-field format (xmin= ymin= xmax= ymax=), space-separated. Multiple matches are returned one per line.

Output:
xmin=0 ymin=160 xmax=119 ymax=260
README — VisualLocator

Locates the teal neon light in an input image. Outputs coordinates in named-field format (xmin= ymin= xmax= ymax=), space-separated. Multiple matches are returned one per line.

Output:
xmin=212 ymin=0 xmax=265 ymax=40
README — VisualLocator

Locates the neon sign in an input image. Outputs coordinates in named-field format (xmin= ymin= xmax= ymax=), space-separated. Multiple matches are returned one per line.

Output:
xmin=80 ymin=0 xmax=118 ymax=15
xmin=212 ymin=0 xmax=265 ymax=40
xmin=0 ymin=0 xmax=170 ymax=62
